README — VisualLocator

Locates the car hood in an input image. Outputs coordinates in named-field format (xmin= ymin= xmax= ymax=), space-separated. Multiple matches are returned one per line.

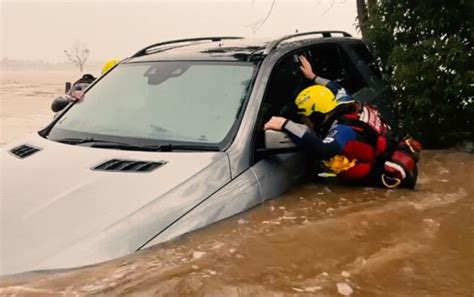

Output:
xmin=0 ymin=134 xmax=230 ymax=276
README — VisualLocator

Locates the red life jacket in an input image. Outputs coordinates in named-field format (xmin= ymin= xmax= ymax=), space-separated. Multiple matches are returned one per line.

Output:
xmin=335 ymin=104 xmax=391 ymax=180
xmin=382 ymin=137 xmax=422 ymax=189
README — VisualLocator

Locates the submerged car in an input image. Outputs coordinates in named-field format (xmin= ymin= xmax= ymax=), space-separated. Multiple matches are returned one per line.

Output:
xmin=0 ymin=31 xmax=393 ymax=276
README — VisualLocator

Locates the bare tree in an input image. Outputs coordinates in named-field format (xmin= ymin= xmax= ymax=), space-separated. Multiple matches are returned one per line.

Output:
xmin=248 ymin=0 xmax=349 ymax=34
xmin=64 ymin=40 xmax=90 ymax=72
xmin=250 ymin=0 xmax=373 ymax=38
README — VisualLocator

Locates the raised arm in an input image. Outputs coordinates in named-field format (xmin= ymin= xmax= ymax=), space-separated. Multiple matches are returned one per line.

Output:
xmin=298 ymin=55 xmax=349 ymax=98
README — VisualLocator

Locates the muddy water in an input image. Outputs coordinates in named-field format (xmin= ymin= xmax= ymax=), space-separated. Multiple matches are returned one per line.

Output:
xmin=1 ymin=72 xmax=473 ymax=296
xmin=0 ymin=71 xmax=77 ymax=145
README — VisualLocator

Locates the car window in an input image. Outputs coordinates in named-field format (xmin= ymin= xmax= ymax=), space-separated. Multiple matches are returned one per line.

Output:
xmin=351 ymin=43 xmax=383 ymax=79
xmin=252 ymin=52 xmax=314 ymax=154
xmin=307 ymin=43 xmax=367 ymax=94
xmin=49 ymin=61 xmax=255 ymax=145
xmin=306 ymin=44 xmax=346 ymax=84
xmin=253 ymin=43 xmax=371 ymax=156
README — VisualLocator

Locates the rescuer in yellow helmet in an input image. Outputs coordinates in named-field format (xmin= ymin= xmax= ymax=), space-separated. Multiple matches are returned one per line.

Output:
xmin=264 ymin=55 xmax=421 ymax=189
xmin=101 ymin=59 xmax=120 ymax=74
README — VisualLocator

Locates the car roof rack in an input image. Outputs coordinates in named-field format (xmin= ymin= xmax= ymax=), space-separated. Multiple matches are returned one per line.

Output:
xmin=131 ymin=36 xmax=244 ymax=57
xmin=263 ymin=31 xmax=352 ymax=55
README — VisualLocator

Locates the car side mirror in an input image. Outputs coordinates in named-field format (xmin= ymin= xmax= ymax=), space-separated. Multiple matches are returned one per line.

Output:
xmin=265 ymin=130 xmax=295 ymax=149
xmin=256 ymin=130 xmax=299 ymax=157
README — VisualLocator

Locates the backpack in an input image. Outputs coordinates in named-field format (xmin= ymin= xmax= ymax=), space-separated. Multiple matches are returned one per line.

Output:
xmin=339 ymin=103 xmax=422 ymax=189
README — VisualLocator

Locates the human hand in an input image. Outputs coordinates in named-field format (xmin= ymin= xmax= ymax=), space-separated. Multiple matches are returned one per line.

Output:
xmin=264 ymin=116 xmax=287 ymax=131
xmin=298 ymin=55 xmax=316 ymax=80
xmin=71 ymin=90 xmax=84 ymax=101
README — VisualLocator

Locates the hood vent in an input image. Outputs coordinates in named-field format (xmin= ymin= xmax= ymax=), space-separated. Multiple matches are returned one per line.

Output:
xmin=93 ymin=159 xmax=165 ymax=173
xmin=10 ymin=145 xmax=41 ymax=159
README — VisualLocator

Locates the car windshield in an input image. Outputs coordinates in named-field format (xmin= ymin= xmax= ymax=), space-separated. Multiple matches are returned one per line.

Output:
xmin=48 ymin=61 xmax=255 ymax=147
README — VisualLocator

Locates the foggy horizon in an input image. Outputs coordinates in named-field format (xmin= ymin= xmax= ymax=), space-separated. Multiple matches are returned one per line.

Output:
xmin=1 ymin=0 xmax=359 ymax=64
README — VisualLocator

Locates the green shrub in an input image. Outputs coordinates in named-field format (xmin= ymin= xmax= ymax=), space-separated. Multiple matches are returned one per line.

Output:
xmin=364 ymin=0 xmax=473 ymax=148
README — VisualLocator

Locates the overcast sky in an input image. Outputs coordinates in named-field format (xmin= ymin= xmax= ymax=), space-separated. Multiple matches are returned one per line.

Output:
xmin=1 ymin=0 xmax=359 ymax=63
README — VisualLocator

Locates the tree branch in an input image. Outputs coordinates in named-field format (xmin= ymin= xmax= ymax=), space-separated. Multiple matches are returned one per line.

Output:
xmin=248 ymin=0 xmax=276 ymax=33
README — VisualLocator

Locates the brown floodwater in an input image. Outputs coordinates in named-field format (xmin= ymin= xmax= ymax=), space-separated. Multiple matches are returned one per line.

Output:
xmin=1 ymin=72 xmax=473 ymax=296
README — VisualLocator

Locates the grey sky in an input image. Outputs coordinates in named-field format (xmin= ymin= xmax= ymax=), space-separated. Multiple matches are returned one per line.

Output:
xmin=1 ymin=0 xmax=358 ymax=63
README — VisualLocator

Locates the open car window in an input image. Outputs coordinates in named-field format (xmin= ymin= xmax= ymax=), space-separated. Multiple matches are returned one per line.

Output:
xmin=253 ymin=43 xmax=371 ymax=157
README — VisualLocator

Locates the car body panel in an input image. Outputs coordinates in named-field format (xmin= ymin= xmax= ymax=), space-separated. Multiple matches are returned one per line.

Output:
xmin=1 ymin=134 xmax=230 ymax=275
xmin=143 ymin=166 xmax=261 ymax=247
xmin=251 ymin=153 xmax=306 ymax=200
xmin=142 ymin=151 xmax=306 ymax=248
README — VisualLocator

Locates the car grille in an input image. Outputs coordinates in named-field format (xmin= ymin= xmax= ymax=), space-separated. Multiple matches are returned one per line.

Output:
xmin=9 ymin=145 xmax=41 ymax=159
xmin=92 ymin=159 xmax=166 ymax=173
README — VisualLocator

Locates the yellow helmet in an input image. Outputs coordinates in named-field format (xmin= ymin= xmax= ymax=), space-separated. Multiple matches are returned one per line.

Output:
xmin=295 ymin=85 xmax=337 ymax=116
xmin=101 ymin=59 xmax=119 ymax=74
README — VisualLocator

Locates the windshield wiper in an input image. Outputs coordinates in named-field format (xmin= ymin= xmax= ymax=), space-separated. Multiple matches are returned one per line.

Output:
xmin=91 ymin=142 xmax=162 ymax=151
xmin=56 ymin=138 xmax=161 ymax=151
xmin=92 ymin=143 xmax=219 ymax=152
xmin=56 ymin=138 xmax=219 ymax=152
xmin=56 ymin=137 xmax=107 ymax=145
xmin=159 ymin=144 xmax=220 ymax=152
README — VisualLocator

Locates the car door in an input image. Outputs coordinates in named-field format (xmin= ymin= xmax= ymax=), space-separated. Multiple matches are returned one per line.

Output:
xmin=340 ymin=41 xmax=398 ymax=128
xmin=249 ymin=50 xmax=312 ymax=201
xmin=250 ymin=41 xmax=391 ymax=200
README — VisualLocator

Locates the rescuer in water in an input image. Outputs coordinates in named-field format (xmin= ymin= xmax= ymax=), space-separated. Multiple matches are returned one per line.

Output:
xmin=264 ymin=56 xmax=421 ymax=189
